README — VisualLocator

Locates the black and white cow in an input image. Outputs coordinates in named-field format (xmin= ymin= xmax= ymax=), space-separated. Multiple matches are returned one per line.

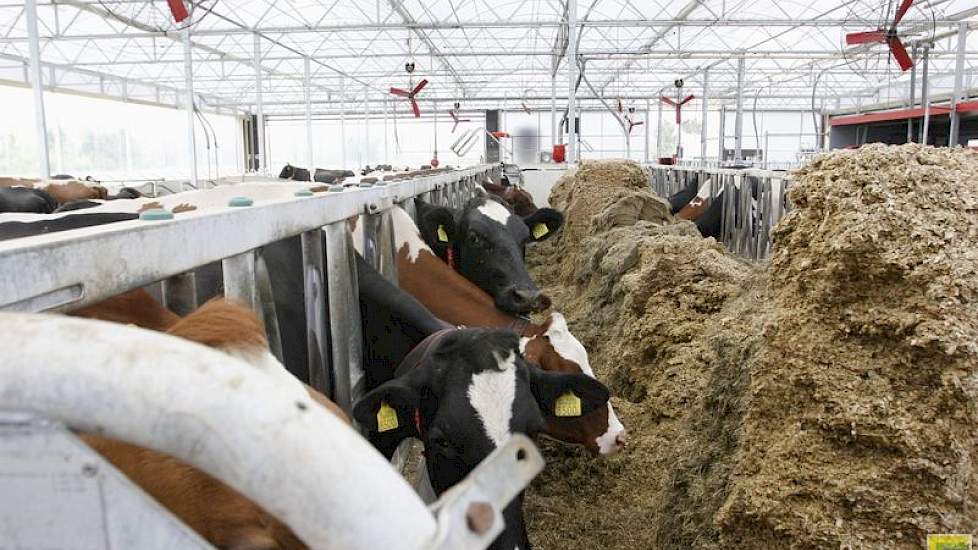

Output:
xmin=353 ymin=327 xmax=610 ymax=550
xmin=414 ymin=195 xmax=563 ymax=315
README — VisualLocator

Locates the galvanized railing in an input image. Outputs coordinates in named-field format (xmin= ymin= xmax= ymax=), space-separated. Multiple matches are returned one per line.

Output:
xmin=647 ymin=164 xmax=793 ymax=261
xmin=0 ymin=164 xmax=546 ymax=549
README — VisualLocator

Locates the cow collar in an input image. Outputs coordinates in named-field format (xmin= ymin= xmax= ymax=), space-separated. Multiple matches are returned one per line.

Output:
xmin=509 ymin=315 xmax=530 ymax=338
xmin=443 ymin=244 xmax=458 ymax=271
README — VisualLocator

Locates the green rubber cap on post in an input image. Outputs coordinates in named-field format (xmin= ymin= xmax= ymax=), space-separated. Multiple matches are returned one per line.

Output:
xmin=374 ymin=181 xmax=387 ymax=186
xmin=294 ymin=189 xmax=314 ymax=197
xmin=139 ymin=208 xmax=174 ymax=221
xmin=328 ymin=185 xmax=344 ymax=192
xmin=228 ymin=196 xmax=253 ymax=207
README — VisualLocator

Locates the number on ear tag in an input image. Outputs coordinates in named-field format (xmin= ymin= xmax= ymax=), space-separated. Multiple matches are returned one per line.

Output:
xmin=437 ymin=225 xmax=450 ymax=242
xmin=377 ymin=402 xmax=399 ymax=432
xmin=532 ymin=223 xmax=549 ymax=240
xmin=554 ymin=391 xmax=582 ymax=417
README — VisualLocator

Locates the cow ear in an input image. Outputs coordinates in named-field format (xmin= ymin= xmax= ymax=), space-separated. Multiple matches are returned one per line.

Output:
xmin=416 ymin=200 xmax=459 ymax=252
xmin=528 ymin=367 xmax=609 ymax=419
xmin=523 ymin=208 xmax=564 ymax=242
xmin=352 ymin=379 xmax=421 ymax=439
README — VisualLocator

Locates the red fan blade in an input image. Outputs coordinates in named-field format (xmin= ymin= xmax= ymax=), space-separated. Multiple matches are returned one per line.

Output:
xmin=617 ymin=99 xmax=623 ymax=112
xmin=680 ymin=94 xmax=695 ymax=106
xmin=888 ymin=36 xmax=914 ymax=71
xmin=166 ymin=0 xmax=189 ymax=22
xmin=892 ymin=0 xmax=914 ymax=27
xmin=411 ymin=99 xmax=421 ymax=118
xmin=453 ymin=120 xmax=460 ymax=133
xmin=634 ymin=121 xmax=644 ymax=126
xmin=390 ymin=87 xmax=410 ymax=97
xmin=449 ymin=111 xmax=458 ymax=121
xmin=676 ymin=111 xmax=682 ymax=125
xmin=411 ymin=79 xmax=429 ymax=96
xmin=660 ymin=96 xmax=677 ymax=107
xmin=846 ymin=31 xmax=887 ymax=45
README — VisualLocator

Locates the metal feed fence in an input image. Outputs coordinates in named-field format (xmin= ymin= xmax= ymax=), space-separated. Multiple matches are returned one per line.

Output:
xmin=0 ymin=164 xmax=545 ymax=550
xmin=647 ymin=164 xmax=793 ymax=261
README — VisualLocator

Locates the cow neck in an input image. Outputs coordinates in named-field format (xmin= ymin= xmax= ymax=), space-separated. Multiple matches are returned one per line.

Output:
xmin=394 ymin=328 xmax=455 ymax=441
xmin=400 ymin=250 xmax=524 ymax=334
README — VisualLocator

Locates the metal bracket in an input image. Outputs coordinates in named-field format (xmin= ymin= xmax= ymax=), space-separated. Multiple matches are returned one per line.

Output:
xmin=0 ymin=410 xmax=214 ymax=550
xmin=426 ymin=434 xmax=544 ymax=549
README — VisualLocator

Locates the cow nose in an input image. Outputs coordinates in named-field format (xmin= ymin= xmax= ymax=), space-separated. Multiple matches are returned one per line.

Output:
xmin=616 ymin=431 xmax=627 ymax=449
xmin=511 ymin=289 xmax=549 ymax=312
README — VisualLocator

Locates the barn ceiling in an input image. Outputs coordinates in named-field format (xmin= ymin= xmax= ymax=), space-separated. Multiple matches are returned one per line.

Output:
xmin=0 ymin=0 xmax=976 ymax=117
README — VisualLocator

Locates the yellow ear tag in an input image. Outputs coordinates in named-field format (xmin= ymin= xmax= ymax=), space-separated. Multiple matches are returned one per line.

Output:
xmin=376 ymin=402 xmax=399 ymax=432
xmin=532 ymin=223 xmax=549 ymax=240
xmin=437 ymin=225 xmax=449 ymax=242
xmin=554 ymin=391 xmax=582 ymax=417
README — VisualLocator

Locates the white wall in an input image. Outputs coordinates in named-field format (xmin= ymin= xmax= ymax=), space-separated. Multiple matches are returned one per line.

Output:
xmin=0 ymin=85 xmax=241 ymax=181
xmin=266 ymin=115 xmax=486 ymax=171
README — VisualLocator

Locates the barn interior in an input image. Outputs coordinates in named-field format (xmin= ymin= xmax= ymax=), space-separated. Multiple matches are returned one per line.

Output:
xmin=0 ymin=1 xmax=977 ymax=549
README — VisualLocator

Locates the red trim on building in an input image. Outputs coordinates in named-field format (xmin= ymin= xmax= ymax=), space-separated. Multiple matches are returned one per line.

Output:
xmin=830 ymin=106 xmax=952 ymax=126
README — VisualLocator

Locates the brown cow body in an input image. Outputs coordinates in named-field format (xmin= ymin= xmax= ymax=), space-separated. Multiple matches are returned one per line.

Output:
xmin=483 ymin=181 xmax=538 ymax=217
xmin=68 ymin=292 xmax=350 ymax=548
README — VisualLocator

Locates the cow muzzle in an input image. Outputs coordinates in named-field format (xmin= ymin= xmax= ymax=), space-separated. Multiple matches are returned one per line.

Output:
xmin=499 ymin=288 xmax=551 ymax=314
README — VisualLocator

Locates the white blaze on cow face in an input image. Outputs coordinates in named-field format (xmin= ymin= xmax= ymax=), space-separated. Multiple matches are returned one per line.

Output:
xmin=467 ymin=350 xmax=517 ymax=448
xmin=391 ymin=206 xmax=433 ymax=263
xmin=543 ymin=312 xmax=626 ymax=456
xmin=476 ymin=199 xmax=513 ymax=227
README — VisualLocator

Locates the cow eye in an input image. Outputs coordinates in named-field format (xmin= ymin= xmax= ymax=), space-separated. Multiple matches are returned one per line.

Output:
xmin=468 ymin=232 xmax=485 ymax=247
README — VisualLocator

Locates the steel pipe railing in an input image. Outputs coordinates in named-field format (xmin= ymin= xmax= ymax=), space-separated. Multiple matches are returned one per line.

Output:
xmin=647 ymin=163 xmax=792 ymax=261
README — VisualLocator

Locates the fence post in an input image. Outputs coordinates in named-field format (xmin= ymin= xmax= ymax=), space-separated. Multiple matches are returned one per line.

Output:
xmin=323 ymin=221 xmax=364 ymax=414
xmin=300 ymin=229 xmax=331 ymax=396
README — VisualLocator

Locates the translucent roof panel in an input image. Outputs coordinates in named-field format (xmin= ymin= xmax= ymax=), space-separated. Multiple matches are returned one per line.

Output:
xmin=0 ymin=0 xmax=974 ymax=116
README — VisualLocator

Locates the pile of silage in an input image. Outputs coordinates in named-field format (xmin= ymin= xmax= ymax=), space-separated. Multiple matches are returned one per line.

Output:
xmin=524 ymin=147 xmax=978 ymax=549
xmin=725 ymin=144 xmax=978 ymax=547
xmin=525 ymin=160 xmax=759 ymax=548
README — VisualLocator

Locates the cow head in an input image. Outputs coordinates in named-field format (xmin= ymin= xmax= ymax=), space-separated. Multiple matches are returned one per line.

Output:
xmin=278 ymin=164 xmax=295 ymax=179
xmin=483 ymin=182 xmax=539 ymax=217
xmin=414 ymin=195 xmax=562 ymax=315
xmin=521 ymin=312 xmax=627 ymax=456
xmin=354 ymin=328 xmax=609 ymax=550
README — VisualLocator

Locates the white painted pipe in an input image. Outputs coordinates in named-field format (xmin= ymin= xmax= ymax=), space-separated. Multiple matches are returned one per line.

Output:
xmin=0 ymin=313 xmax=437 ymax=550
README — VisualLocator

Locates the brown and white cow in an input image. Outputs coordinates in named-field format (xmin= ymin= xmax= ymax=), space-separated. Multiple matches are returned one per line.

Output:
xmin=389 ymin=206 xmax=626 ymax=455
xmin=483 ymin=181 xmax=538 ymax=217
xmin=69 ymin=293 xmax=348 ymax=549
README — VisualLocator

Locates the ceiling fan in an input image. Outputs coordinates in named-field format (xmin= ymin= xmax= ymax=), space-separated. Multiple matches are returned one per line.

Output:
xmin=449 ymin=102 xmax=471 ymax=133
xmin=844 ymin=0 xmax=919 ymax=71
xmin=624 ymin=107 xmax=643 ymax=135
xmin=390 ymin=79 xmax=428 ymax=118
xmin=660 ymin=93 xmax=695 ymax=124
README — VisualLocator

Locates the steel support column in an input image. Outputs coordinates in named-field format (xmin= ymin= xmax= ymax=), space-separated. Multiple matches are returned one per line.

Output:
xmin=701 ymin=68 xmax=709 ymax=160
xmin=734 ymin=56 xmax=745 ymax=162
xmin=566 ymin=0 xmax=578 ymax=163
xmin=550 ymin=75 xmax=557 ymax=148
xmin=948 ymin=23 xmax=968 ymax=147
xmin=656 ymin=94 xmax=663 ymax=158
xmin=718 ymin=105 xmax=726 ymax=161
xmin=183 ymin=28 xmax=198 ymax=190
xmin=25 ymin=0 xmax=50 ymax=179
xmin=363 ymin=84 xmax=370 ymax=166
xmin=920 ymin=45 xmax=931 ymax=145
xmin=253 ymin=33 xmax=266 ymax=174
xmin=340 ymin=76 xmax=347 ymax=168
xmin=304 ymin=57 xmax=314 ymax=170
xmin=644 ymin=98 xmax=650 ymax=163
xmin=907 ymin=44 xmax=918 ymax=143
